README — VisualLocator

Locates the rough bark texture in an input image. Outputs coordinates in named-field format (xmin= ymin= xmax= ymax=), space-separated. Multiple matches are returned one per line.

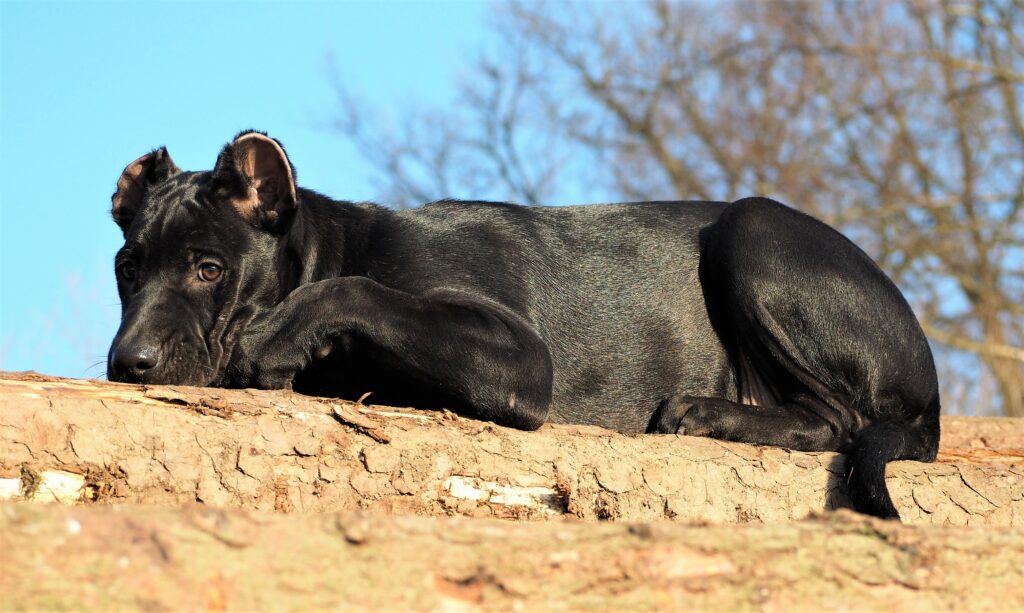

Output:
xmin=2 ymin=372 xmax=1022 ymax=526
xmin=3 ymin=503 xmax=1024 ymax=611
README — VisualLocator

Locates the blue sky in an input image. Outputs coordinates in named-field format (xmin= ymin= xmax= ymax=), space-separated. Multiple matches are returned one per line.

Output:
xmin=0 ymin=0 xmax=493 ymax=377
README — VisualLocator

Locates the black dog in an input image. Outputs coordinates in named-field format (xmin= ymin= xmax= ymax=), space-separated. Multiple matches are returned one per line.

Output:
xmin=108 ymin=131 xmax=940 ymax=519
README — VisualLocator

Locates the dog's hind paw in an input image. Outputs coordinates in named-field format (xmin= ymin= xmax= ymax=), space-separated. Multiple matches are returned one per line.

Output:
xmin=646 ymin=394 xmax=697 ymax=434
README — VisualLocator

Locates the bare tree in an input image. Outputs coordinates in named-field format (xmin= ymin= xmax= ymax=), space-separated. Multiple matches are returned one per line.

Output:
xmin=332 ymin=0 xmax=1024 ymax=416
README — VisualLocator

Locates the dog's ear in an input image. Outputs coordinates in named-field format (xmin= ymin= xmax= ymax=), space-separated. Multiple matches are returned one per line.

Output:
xmin=210 ymin=131 xmax=297 ymax=232
xmin=111 ymin=148 xmax=181 ymax=232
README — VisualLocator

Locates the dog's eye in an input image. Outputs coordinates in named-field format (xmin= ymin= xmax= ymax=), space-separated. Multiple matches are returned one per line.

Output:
xmin=118 ymin=263 xmax=135 ymax=282
xmin=198 ymin=263 xmax=223 ymax=282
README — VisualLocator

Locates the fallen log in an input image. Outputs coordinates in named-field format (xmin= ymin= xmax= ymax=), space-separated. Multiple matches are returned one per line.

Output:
xmin=1 ymin=372 xmax=1022 ymax=525
xmin=941 ymin=415 xmax=1024 ymax=449
xmin=3 ymin=503 xmax=1023 ymax=611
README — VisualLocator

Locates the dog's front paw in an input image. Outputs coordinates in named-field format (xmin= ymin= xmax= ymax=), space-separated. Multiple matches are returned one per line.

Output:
xmin=223 ymin=341 xmax=301 ymax=391
xmin=247 ymin=364 xmax=298 ymax=390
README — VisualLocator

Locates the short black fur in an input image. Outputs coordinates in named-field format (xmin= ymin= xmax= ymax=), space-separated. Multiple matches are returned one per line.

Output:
xmin=108 ymin=131 xmax=941 ymax=519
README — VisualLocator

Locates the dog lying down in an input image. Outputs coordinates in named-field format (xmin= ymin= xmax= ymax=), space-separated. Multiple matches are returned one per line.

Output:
xmin=108 ymin=130 xmax=940 ymax=520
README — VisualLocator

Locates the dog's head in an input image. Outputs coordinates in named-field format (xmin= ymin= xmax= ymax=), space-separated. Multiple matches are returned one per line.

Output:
xmin=107 ymin=131 xmax=299 ymax=385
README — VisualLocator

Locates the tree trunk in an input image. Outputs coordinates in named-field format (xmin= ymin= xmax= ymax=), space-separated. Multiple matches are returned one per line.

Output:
xmin=2 ymin=372 xmax=1021 ymax=526
xmin=989 ymin=354 xmax=1024 ymax=418
xmin=3 ymin=503 xmax=1024 ymax=611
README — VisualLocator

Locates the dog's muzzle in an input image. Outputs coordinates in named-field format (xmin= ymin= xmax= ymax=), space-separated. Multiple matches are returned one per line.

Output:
xmin=108 ymin=341 xmax=161 ymax=382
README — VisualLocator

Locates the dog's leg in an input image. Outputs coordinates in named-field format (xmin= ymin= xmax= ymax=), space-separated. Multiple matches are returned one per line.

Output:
xmin=647 ymin=393 xmax=846 ymax=451
xmin=228 ymin=276 xmax=553 ymax=430
xmin=683 ymin=197 xmax=942 ymax=519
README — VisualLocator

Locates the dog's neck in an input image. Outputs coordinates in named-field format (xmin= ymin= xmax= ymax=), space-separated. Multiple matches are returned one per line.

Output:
xmin=283 ymin=188 xmax=390 ymax=289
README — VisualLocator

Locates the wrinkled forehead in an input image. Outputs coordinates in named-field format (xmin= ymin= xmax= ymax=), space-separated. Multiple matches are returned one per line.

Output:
xmin=122 ymin=172 xmax=247 ymax=256
xmin=145 ymin=170 xmax=208 ymax=207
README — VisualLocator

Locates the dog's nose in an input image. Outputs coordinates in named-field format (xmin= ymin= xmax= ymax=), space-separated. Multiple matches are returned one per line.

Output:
xmin=111 ymin=344 xmax=160 ymax=379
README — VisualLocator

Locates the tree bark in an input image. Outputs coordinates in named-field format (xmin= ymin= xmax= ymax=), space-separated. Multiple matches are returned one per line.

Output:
xmin=3 ymin=503 xmax=1024 ymax=611
xmin=1 ymin=372 xmax=1022 ymax=526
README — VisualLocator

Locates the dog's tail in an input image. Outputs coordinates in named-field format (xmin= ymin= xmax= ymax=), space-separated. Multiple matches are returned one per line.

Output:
xmin=845 ymin=406 xmax=940 ymax=519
